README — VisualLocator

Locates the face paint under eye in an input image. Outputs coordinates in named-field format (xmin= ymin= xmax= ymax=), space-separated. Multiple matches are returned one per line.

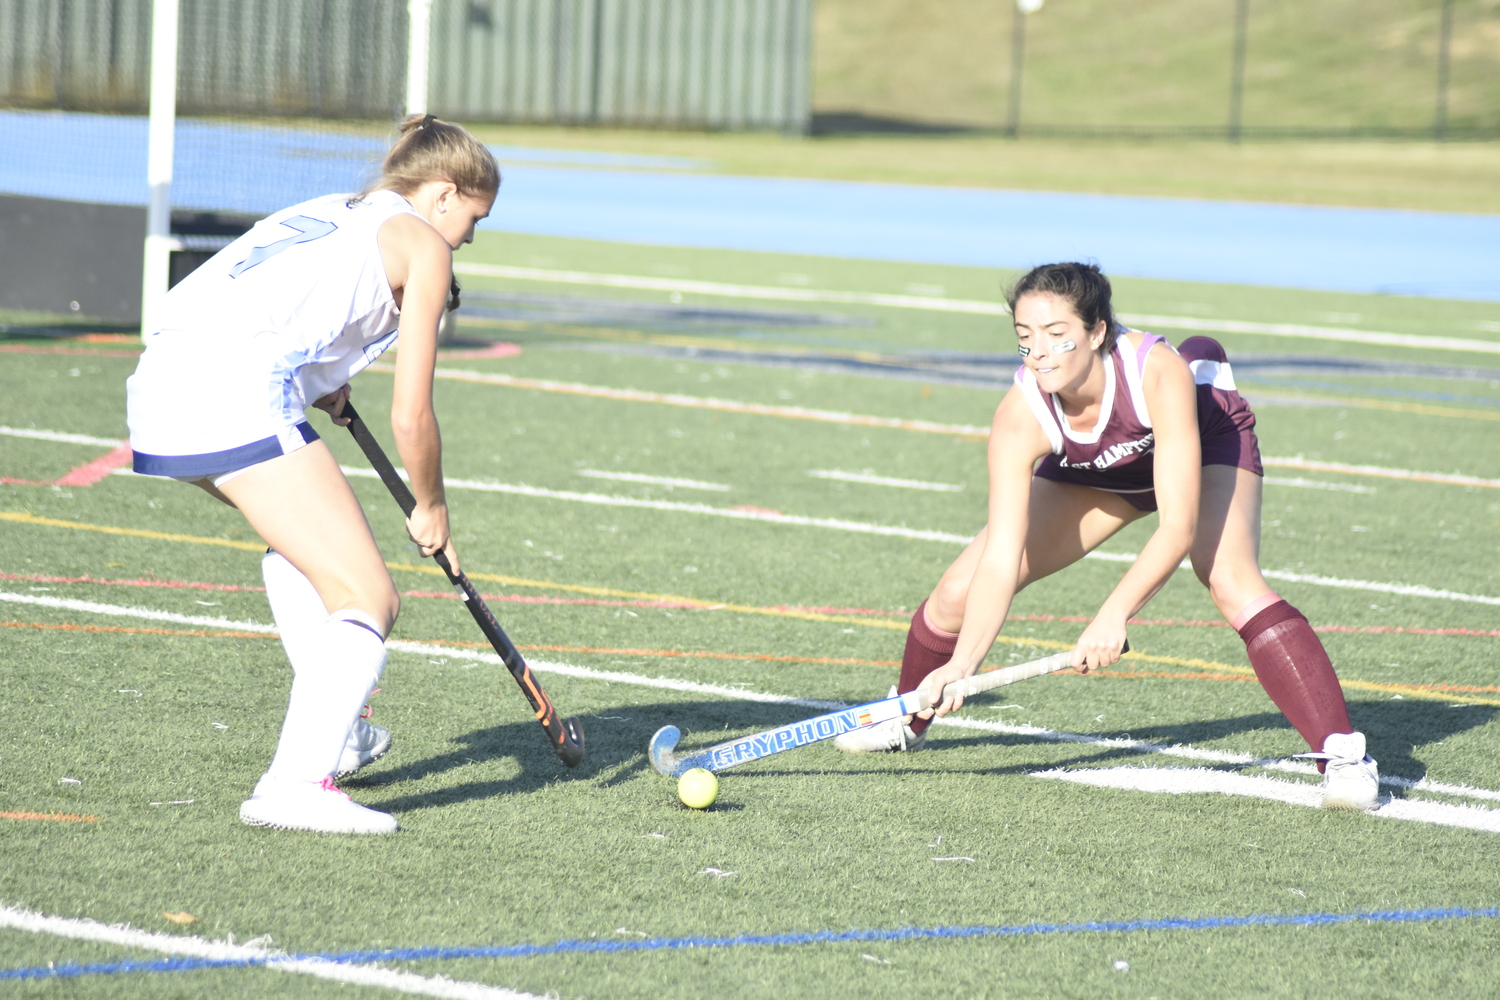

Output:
xmin=1054 ymin=340 xmax=1077 ymax=354
xmin=1017 ymin=345 xmax=1030 ymax=357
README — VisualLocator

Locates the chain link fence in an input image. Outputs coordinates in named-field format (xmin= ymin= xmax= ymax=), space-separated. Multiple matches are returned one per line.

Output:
xmin=812 ymin=0 xmax=1500 ymax=141
xmin=0 ymin=0 xmax=811 ymax=130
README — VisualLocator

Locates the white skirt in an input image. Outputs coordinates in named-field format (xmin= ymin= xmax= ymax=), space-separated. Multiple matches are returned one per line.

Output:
xmin=126 ymin=329 xmax=319 ymax=481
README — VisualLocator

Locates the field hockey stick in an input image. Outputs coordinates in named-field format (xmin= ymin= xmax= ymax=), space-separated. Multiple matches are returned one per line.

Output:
xmin=648 ymin=642 xmax=1127 ymax=777
xmin=340 ymin=402 xmax=585 ymax=768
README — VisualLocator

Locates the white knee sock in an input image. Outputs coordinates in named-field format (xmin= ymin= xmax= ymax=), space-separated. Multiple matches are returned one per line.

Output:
xmin=261 ymin=550 xmax=328 ymax=672
xmin=262 ymin=606 xmax=389 ymax=785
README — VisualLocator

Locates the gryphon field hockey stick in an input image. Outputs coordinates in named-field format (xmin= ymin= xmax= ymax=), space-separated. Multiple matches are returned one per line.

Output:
xmin=648 ymin=642 xmax=1127 ymax=777
xmin=341 ymin=402 xmax=585 ymax=768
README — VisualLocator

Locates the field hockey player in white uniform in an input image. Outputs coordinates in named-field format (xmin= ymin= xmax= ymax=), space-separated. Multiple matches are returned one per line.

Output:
xmin=126 ymin=115 xmax=499 ymax=834
xmin=836 ymin=262 xmax=1379 ymax=813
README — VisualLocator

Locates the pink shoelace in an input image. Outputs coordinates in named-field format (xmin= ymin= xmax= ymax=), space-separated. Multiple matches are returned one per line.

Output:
xmin=319 ymin=775 xmax=350 ymax=799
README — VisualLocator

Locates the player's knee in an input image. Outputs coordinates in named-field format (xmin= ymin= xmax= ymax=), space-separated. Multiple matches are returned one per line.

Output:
xmin=348 ymin=579 xmax=400 ymax=634
xmin=928 ymin=576 xmax=968 ymax=626
xmin=1204 ymin=567 xmax=1255 ymax=618
xmin=1192 ymin=559 xmax=1216 ymax=591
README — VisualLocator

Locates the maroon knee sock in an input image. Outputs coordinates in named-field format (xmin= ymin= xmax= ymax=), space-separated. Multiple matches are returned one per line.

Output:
xmin=897 ymin=601 xmax=958 ymax=736
xmin=1236 ymin=600 xmax=1352 ymax=757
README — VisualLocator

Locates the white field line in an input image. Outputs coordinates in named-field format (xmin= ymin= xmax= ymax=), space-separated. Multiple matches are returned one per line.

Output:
xmin=0 ymin=591 xmax=278 ymax=631
xmin=385 ymin=640 xmax=847 ymax=711
xmin=452 ymin=262 xmax=1014 ymax=316
xmin=1262 ymin=456 xmax=1500 ymax=491
xmin=1263 ymin=477 xmax=1376 ymax=494
xmin=33 ymin=416 xmax=1496 ymax=496
xmin=345 ymin=467 xmax=1500 ymax=606
xmin=339 ymin=466 xmax=977 ymax=545
xmin=451 ymin=263 xmax=1500 ymax=355
xmin=376 ymin=368 xmax=1500 ymax=490
xmin=5 ymin=592 xmax=1498 ymax=810
xmin=576 ymin=469 xmax=730 ymax=491
xmin=0 ymin=426 xmax=124 ymax=448
xmin=931 ymin=714 xmax=1500 ymax=803
xmin=1252 ymin=570 xmax=1500 ymax=607
xmin=405 ymin=645 xmax=1500 ymax=813
xmin=1034 ymin=768 xmax=1500 ymax=835
xmin=808 ymin=469 xmax=965 ymax=492
xmin=0 ymin=903 xmax=545 ymax=999
xmin=1123 ymin=314 xmax=1500 ymax=356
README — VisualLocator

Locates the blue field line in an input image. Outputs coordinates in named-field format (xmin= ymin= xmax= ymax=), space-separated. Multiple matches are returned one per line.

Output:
xmin=4 ymin=905 xmax=1497 ymax=982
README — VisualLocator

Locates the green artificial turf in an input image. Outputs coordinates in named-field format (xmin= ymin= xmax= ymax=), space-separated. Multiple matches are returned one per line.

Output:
xmin=3 ymin=233 xmax=1499 ymax=998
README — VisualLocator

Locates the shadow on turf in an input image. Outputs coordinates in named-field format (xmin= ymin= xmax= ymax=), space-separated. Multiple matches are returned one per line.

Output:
xmin=342 ymin=698 xmax=823 ymax=812
xmin=926 ymin=700 xmax=1497 ymax=792
xmin=342 ymin=697 xmax=1496 ymax=812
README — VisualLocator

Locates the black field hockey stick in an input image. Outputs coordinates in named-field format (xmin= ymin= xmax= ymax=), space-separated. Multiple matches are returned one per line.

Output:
xmin=341 ymin=402 xmax=585 ymax=768
xmin=648 ymin=642 xmax=1126 ymax=777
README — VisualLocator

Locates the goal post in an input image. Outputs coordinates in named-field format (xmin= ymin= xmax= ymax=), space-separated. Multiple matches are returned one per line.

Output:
xmin=141 ymin=0 xmax=180 ymax=340
xmin=140 ymin=0 xmax=432 ymax=339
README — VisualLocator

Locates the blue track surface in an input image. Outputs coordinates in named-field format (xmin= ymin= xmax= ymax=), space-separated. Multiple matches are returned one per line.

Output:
xmin=4 ymin=905 xmax=1497 ymax=982
xmin=7 ymin=111 xmax=1499 ymax=300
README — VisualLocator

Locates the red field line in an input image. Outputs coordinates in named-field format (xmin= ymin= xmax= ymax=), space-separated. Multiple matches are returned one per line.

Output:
xmin=0 ymin=810 xmax=98 ymax=823
xmin=2 ymin=620 xmax=273 ymax=639
xmin=54 ymin=445 xmax=135 ymax=487
xmin=2 ymin=571 xmax=269 ymax=593
xmin=392 ymin=636 xmax=899 ymax=667
xmin=8 ymin=620 xmax=1498 ymax=699
xmin=0 ymin=344 xmax=141 ymax=357
xmin=1 ymin=444 xmax=134 ymax=488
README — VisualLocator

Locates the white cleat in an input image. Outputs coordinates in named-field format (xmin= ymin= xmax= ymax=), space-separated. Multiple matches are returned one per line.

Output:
xmin=239 ymin=775 xmax=397 ymax=835
xmin=336 ymin=717 xmax=392 ymax=779
xmin=1300 ymin=731 xmax=1380 ymax=812
xmin=834 ymin=691 xmax=927 ymax=753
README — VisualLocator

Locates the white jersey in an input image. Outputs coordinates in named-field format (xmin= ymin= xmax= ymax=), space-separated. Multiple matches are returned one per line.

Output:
xmin=127 ymin=190 xmax=423 ymax=475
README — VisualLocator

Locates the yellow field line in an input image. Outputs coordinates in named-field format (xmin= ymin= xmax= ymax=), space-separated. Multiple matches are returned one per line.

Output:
xmin=1103 ymin=649 xmax=1500 ymax=707
xmin=10 ymin=512 xmax=1496 ymax=706
xmin=385 ymin=561 xmax=915 ymax=631
xmin=0 ymin=810 xmax=98 ymax=823
xmin=1246 ymin=391 xmax=1500 ymax=423
xmin=0 ymin=511 xmax=266 ymax=552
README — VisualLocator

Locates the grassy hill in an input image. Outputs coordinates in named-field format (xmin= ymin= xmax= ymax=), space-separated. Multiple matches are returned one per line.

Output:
xmin=812 ymin=0 xmax=1500 ymax=136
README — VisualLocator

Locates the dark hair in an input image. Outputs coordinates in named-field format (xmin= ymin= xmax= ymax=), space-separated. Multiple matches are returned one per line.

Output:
xmin=359 ymin=113 xmax=500 ymax=201
xmin=1005 ymin=262 xmax=1120 ymax=353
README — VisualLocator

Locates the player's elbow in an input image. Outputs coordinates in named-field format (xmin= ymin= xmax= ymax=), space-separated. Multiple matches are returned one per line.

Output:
xmin=1158 ymin=510 xmax=1197 ymax=557
xmin=389 ymin=406 xmax=436 ymax=443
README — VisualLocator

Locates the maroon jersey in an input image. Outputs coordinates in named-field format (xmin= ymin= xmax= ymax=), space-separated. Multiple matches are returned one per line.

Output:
xmin=1017 ymin=333 xmax=1262 ymax=512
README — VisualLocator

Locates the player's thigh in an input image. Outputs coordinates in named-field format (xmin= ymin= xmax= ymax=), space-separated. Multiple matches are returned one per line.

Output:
xmin=928 ymin=479 xmax=1145 ymax=629
xmin=1017 ymin=478 xmax=1147 ymax=586
xmin=218 ymin=440 xmax=397 ymax=628
xmin=1190 ymin=465 xmax=1271 ymax=617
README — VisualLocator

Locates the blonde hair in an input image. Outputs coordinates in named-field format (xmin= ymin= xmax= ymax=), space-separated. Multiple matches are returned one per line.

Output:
xmin=362 ymin=114 xmax=500 ymax=200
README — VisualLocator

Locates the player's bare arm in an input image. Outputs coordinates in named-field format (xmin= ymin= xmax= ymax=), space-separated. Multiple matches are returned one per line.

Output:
xmin=379 ymin=209 xmax=459 ymax=571
xmin=1072 ymin=336 xmax=1201 ymax=670
xmin=921 ymin=388 xmax=1052 ymax=718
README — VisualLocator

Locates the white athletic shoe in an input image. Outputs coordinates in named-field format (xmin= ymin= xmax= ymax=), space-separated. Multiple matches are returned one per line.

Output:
xmin=239 ymin=775 xmax=398 ymax=835
xmin=834 ymin=689 xmax=927 ymax=753
xmin=335 ymin=717 xmax=392 ymax=779
xmin=1300 ymin=732 xmax=1380 ymax=812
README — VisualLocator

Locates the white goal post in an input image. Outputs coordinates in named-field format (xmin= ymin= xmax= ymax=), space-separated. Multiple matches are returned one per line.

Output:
xmin=140 ymin=0 xmax=434 ymax=338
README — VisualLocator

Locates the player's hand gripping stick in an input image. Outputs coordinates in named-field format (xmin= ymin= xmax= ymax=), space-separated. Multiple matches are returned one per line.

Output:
xmin=341 ymin=402 xmax=585 ymax=768
xmin=649 ymin=642 xmax=1126 ymax=776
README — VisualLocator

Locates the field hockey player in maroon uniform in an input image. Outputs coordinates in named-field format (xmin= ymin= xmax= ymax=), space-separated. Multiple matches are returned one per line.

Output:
xmin=835 ymin=262 xmax=1379 ymax=812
